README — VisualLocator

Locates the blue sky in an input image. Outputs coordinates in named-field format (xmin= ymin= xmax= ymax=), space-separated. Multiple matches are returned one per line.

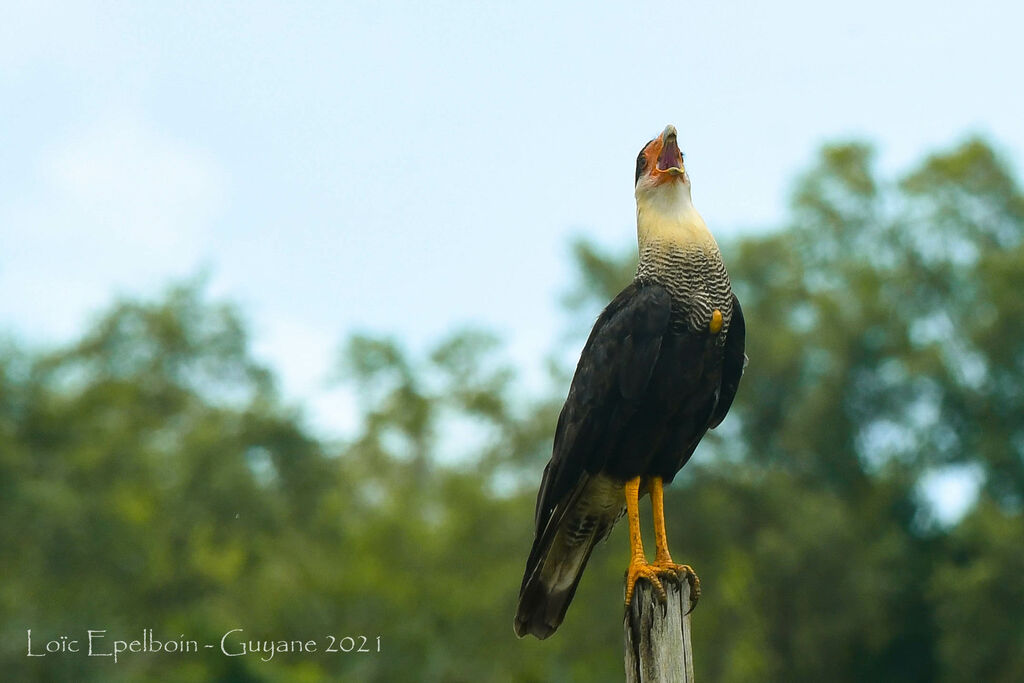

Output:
xmin=2 ymin=1 xmax=1021 ymax=515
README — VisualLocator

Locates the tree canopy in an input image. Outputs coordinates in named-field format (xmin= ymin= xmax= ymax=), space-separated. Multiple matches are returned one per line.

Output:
xmin=2 ymin=137 xmax=1022 ymax=681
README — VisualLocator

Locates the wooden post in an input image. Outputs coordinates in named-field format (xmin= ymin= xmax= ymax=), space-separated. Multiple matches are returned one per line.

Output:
xmin=623 ymin=576 xmax=695 ymax=683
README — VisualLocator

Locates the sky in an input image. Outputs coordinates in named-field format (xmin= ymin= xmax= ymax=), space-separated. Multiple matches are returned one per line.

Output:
xmin=2 ymin=1 xmax=1022 ymax=519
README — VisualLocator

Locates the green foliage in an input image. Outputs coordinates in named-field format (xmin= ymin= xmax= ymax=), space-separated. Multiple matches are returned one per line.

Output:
xmin=2 ymin=137 xmax=1023 ymax=681
xmin=931 ymin=498 xmax=1024 ymax=683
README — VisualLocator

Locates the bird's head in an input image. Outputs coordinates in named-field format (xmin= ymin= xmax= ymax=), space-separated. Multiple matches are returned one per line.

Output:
xmin=634 ymin=125 xmax=690 ymax=205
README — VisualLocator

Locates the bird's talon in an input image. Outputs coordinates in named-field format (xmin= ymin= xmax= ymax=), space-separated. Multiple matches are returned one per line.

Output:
xmin=683 ymin=567 xmax=701 ymax=614
xmin=653 ymin=561 xmax=701 ymax=613
xmin=625 ymin=561 xmax=666 ymax=605
xmin=652 ymin=560 xmax=691 ymax=578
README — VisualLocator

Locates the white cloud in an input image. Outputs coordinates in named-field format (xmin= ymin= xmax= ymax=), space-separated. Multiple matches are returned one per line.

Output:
xmin=0 ymin=111 xmax=227 ymax=341
xmin=42 ymin=113 xmax=226 ymax=255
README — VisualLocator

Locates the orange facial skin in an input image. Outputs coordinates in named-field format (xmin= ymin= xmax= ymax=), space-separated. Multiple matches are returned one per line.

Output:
xmin=640 ymin=127 xmax=686 ymax=186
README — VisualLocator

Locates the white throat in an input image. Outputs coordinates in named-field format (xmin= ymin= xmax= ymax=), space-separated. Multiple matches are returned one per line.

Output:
xmin=635 ymin=183 xmax=716 ymax=254
xmin=633 ymin=181 xmax=733 ymax=333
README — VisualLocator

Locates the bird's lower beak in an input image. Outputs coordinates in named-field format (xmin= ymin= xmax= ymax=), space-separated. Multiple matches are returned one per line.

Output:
xmin=656 ymin=125 xmax=685 ymax=176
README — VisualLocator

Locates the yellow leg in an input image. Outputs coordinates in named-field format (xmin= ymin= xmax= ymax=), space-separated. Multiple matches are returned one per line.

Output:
xmin=650 ymin=476 xmax=701 ymax=612
xmin=624 ymin=476 xmax=665 ymax=605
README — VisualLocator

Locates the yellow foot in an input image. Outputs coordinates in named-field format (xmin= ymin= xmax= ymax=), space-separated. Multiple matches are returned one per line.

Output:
xmin=653 ymin=561 xmax=701 ymax=614
xmin=625 ymin=560 xmax=666 ymax=605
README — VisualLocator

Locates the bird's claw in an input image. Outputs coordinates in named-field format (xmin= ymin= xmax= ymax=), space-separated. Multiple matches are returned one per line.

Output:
xmin=625 ymin=560 xmax=666 ymax=606
xmin=652 ymin=561 xmax=701 ymax=614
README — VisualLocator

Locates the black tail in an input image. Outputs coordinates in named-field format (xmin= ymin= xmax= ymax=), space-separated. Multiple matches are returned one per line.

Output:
xmin=514 ymin=520 xmax=602 ymax=639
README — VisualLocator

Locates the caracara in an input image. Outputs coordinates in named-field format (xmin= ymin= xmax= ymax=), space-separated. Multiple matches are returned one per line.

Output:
xmin=514 ymin=125 xmax=746 ymax=639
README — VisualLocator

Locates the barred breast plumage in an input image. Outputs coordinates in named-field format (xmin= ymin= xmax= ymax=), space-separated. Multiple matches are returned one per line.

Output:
xmin=636 ymin=242 xmax=733 ymax=337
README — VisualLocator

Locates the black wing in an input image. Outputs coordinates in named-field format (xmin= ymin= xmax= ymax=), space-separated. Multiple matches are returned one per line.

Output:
xmin=532 ymin=282 xmax=672 ymax=535
xmin=709 ymin=293 xmax=746 ymax=429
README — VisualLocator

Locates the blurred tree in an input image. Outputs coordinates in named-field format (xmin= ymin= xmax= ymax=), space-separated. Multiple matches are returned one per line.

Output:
xmin=1 ymin=137 xmax=1022 ymax=681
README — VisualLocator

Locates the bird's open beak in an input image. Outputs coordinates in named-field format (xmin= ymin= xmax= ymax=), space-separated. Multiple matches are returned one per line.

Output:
xmin=655 ymin=125 xmax=685 ymax=177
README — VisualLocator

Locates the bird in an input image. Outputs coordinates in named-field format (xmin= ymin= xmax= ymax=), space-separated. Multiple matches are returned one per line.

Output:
xmin=514 ymin=125 xmax=747 ymax=640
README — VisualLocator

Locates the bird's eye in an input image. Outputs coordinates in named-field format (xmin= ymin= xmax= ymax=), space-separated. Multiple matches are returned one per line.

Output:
xmin=635 ymin=153 xmax=647 ymax=184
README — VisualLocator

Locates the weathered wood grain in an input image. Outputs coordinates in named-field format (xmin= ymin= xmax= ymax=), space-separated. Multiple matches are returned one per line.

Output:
xmin=623 ymin=576 xmax=694 ymax=683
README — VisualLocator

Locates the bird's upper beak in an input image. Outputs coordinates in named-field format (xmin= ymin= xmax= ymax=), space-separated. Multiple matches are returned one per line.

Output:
xmin=655 ymin=125 xmax=685 ymax=177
